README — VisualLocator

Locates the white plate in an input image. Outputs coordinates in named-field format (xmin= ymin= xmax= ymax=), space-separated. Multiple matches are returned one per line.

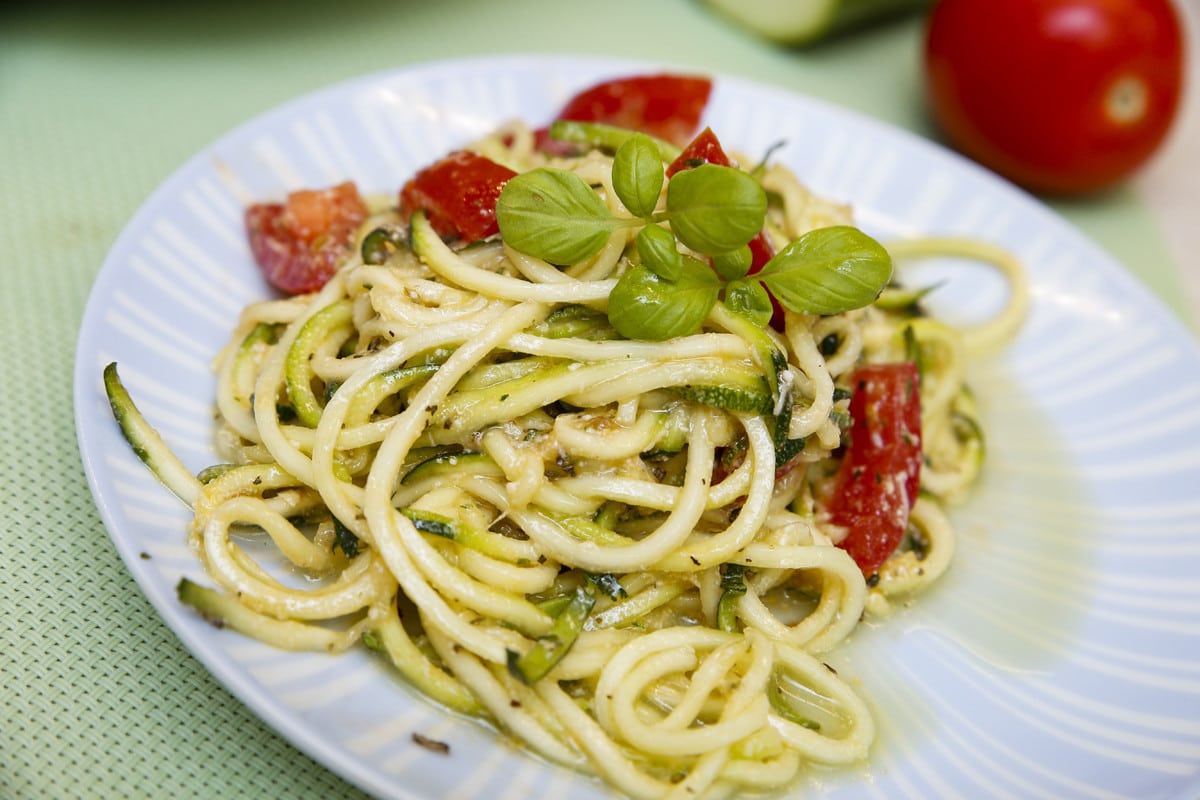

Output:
xmin=75 ymin=55 xmax=1200 ymax=799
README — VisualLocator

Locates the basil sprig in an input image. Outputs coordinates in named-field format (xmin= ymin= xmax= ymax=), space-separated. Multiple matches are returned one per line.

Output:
xmin=494 ymin=130 xmax=892 ymax=340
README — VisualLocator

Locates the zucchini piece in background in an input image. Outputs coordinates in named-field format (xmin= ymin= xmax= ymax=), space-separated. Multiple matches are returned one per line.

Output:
xmin=705 ymin=0 xmax=930 ymax=46
xmin=177 ymin=579 xmax=346 ymax=652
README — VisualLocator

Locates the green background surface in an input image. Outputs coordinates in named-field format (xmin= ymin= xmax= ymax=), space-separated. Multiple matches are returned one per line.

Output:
xmin=0 ymin=2 xmax=1189 ymax=798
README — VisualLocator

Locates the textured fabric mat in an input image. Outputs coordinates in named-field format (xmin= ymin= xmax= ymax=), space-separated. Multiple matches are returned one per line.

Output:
xmin=0 ymin=2 xmax=1189 ymax=798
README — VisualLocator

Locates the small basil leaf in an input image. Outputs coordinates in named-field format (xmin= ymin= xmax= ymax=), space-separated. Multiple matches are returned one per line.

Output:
xmin=725 ymin=279 xmax=774 ymax=327
xmin=636 ymin=224 xmax=682 ymax=281
xmin=756 ymin=225 xmax=892 ymax=315
xmin=712 ymin=245 xmax=752 ymax=280
xmin=613 ymin=134 xmax=664 ymax=218
xmin=496 ymin=168 xmax=618 ymax=265
xmin=666 ymin=164 xmax=767 ymax=256
xmin=608 ymin=256 xmax=720 ymax=341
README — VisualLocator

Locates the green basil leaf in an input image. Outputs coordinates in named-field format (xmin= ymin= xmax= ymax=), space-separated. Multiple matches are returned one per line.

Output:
xmin=725 ymin=279 xmax=774 ymax=327
xmin=666 ymin=164 xmax=767 ymax=256
xmin=636 ymin=224 xmax=682 ymax=281
xmin=712 ymin=245 xmax=752 ymax=280
xmin=756 ymin=225 xmax=892 ymax=315
xmin=613 ymin=134 xmax=664 ymax=218
xmin=496 ymin=168 xmax=619 ymax=265
xmin=607 ymin=256 xmax=720 ymax=341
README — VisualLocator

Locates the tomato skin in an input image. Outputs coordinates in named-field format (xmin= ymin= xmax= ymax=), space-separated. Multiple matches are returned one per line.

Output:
xmin=553 ymin=73 xmax=713 ymax=147
xmin=245 ymin=181 xmax=367 ymax=294
xmin=399 ymin=150 xmax=517 ymax=242
xmin=666 ymin=127 xmax=732 ymax=177
xmin=924 ymin=0 xmax=1184 ymax=195
xmin=826 ymin=363 xmax=922 ymax=575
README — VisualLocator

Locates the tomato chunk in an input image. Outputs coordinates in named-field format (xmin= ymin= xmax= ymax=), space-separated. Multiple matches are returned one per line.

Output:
xmin=666 ymin=126 xmax=733 ymax=176
xmin=245 ymin=181 xmax=367 ymax=295
xmin=826 ymin=363 xmax=922 ymax=575
xmin=552 ymin=73 xmax=712 ymax=148
xmin=399 ymin=150 xmax=517 ymax=242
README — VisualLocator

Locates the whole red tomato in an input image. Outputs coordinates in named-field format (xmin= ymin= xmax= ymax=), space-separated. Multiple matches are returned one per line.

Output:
xmin=924 ymin=0 xmax=1185 ymax=195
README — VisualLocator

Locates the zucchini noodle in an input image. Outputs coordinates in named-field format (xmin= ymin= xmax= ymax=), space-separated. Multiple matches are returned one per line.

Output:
xmin=119 ymin=120 xmax=1026 ymax=798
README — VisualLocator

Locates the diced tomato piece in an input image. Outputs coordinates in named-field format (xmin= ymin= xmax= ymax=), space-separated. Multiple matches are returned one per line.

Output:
xmin=746 ymin=233 xmax=775 ymax=273
xmin=399 ymin=150 xmax=517 ymax=242
xmin=245 ymin=181 xmax=367 ymax=295
xmin=748 ymin=234 xmax=785 ymax=328
xmin=666 ymin=127 xmax=733 ymax=175
xmin=553 ymin=73 xmax=712 ymax=147
xmin=826 ymin=363 xmax=922 ymax=576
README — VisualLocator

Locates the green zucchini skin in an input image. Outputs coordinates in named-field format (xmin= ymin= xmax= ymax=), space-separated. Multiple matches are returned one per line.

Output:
xmin=103 ymin=362 xmax=202 ymax=505
xmin=506 ymin=587 xmax=595 ymax=685
xmin=401 ymin=451 xmax=503 ymax=485
xmin=673 ymin=383 xmax=774 ymax=415
xmin=177 ymin=578 xmax=344 ymax=652
xmin=284 ymin=300 xmax=354 ymax=428
xmin=706 ymin=0 xmax=930 ymax=46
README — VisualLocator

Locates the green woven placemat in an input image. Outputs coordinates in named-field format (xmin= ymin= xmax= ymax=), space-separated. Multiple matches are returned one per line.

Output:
xmin=0 ymin=2 xmax=1186 ymax=798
